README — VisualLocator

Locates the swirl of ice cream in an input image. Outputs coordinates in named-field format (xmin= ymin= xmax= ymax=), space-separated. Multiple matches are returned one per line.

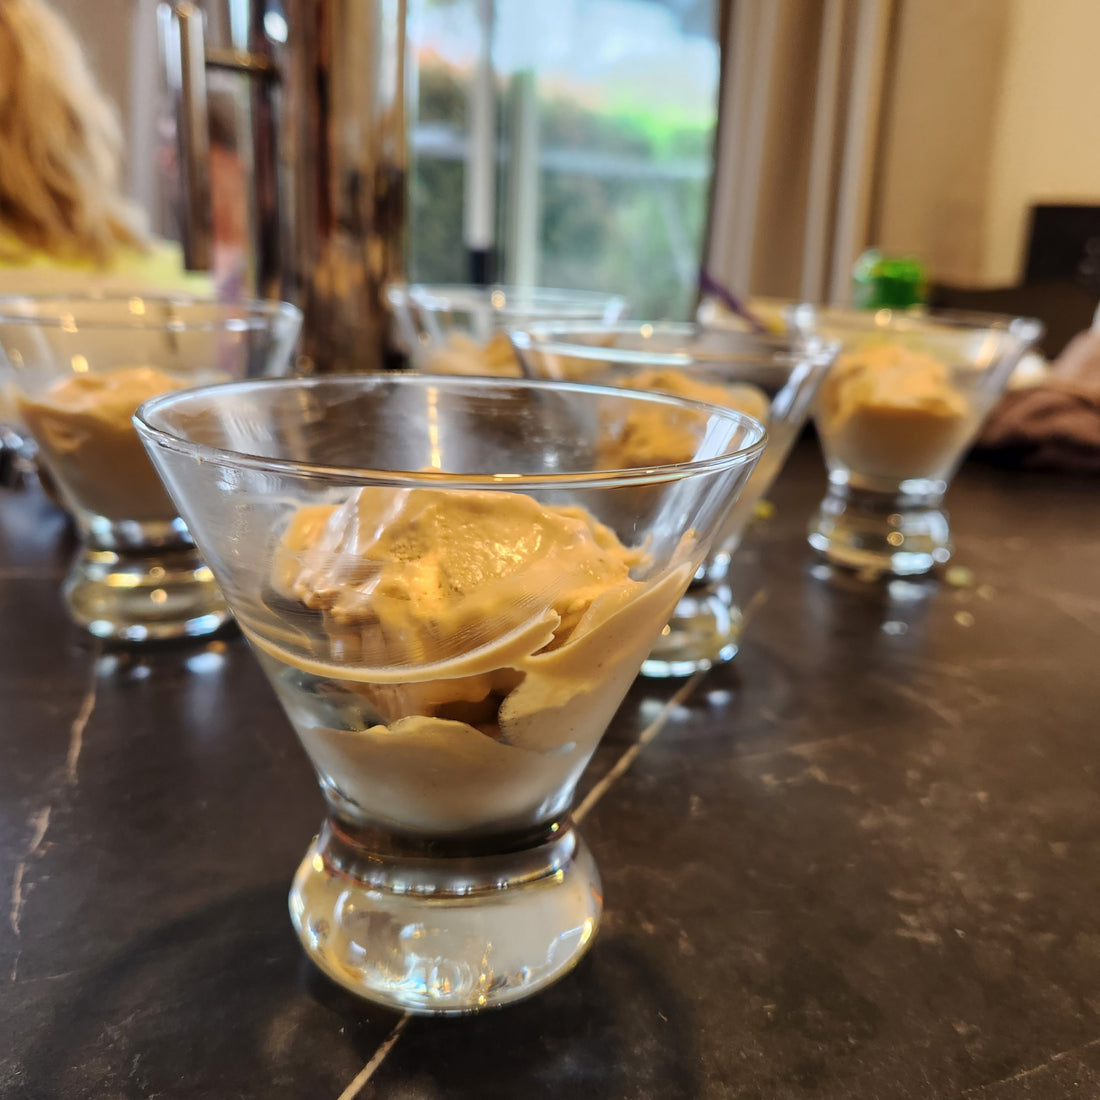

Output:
xmin=599 ymin=367 xmax=769 ymax=469
xmin=17 ymin=366 xmax=194 ymax=520
xmin=253 ymin=486 xmax=695 ymax=833
xmin=817 ymin=342 xmax=971 ymax=482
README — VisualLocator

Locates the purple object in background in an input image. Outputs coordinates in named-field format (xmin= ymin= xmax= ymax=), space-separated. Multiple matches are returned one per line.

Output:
xmin=698 ymin=270 xmax=770 ymax=335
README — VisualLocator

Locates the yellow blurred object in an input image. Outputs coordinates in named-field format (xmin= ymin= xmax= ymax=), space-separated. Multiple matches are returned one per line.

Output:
xmin=0 ymin=233 xmax=213 ymax=296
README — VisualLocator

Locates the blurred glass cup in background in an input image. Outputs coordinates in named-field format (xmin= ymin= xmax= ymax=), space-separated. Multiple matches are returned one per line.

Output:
xmin=386 ymin=283 xmax=627 ymax=377
xmin=791 ymin=304 xmax=1043 ymax=576
xmin=0 ymin=293 xmax=301 ymax=641
xmin=513 ymin=322 xmax=836 ymax=675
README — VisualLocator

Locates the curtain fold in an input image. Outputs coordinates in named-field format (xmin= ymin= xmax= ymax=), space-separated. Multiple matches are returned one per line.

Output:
xmin=705 ymin=0 xmax=896 ymax=305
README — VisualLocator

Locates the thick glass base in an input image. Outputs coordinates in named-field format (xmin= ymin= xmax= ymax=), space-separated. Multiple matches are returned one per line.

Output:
xmin=289 ymin=817 xmax=602 ymax=1014
xmin=63 ymin=542 xmax=230 ymax=642
xmin=808 ymin=479 xmax=952 ymax=577
xmin=640 ymin=581 xmax=742 ymax=678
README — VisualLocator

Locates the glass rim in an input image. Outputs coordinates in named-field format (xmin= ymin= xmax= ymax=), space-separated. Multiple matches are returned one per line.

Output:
xmin=134 ymin=373 xmax=768 ymax=490
xmin=789 ymin=302 xmax=1045 ymax=342
xmin=386 ymin=282 xmax=627 ymax=312
xmin=512 ymin=320 xmax=839 ymax=370
xmin=0 ymin=291 xmax=303 ymax=333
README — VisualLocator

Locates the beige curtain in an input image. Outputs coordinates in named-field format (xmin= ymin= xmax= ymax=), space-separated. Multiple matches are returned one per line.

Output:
xmin=705 ymin=0 xmax=895 ymax=304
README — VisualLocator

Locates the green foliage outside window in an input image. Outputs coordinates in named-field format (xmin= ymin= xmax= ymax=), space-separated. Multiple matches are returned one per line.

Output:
xmin=409 ymin=62 xmax=714 ymax=318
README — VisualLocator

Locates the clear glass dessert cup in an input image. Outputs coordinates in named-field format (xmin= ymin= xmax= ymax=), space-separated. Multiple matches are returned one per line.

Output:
xmin=791 ymin=305 xmax=1043 ymax=577
xmin=135 ymin=374 xmax=765 ymax=1013
xmin=0 ymin=294 xmax=302 ymax=641
xmin=386 ymin=283 xmax=627 ymax=377
xmin=513 ymin=322 xmax=835 ymax=676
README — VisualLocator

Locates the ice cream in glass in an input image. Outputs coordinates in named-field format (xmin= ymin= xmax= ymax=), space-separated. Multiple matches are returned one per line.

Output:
xmin=791 ymin=305 xmax=1043 ymax=576
xmin=135 ymin=374 xmax=765 ymax=1012
xmin=514 ymin=322 xmax=835 ymax=675
xmin=0 ymin=294 xmax=301 ymax=639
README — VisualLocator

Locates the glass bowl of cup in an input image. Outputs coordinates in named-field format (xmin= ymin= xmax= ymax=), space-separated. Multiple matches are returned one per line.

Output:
xmin=790 ymin=305 xmax=1043 ymax=576
xmin=512 ymin=322 xmax=836 ymax=676
xmin=0 ymin=293 xmax=302 ymax=641
xmin=386 ymin=283 xmax=627 ymax=378
xmin=135 ymin=373 xmax=765 ymax=1013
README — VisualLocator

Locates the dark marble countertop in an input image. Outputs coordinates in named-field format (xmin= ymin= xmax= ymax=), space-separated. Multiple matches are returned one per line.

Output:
xmin=2 ymin=442 xmax=1099 ymax=1100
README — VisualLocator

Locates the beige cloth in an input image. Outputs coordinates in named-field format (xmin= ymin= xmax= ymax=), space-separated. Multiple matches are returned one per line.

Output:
xmin=978 ymin=329 xmax=1100 ymax=472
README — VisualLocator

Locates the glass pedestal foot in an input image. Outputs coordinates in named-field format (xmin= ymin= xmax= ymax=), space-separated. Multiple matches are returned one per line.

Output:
xmin=808 ymin=481 xmax=952 ymax=577
xmin=63 ymin=543 xmax=230 ymax=642
xmin=289 ymin=817 xmax=603 ymax=1015
xmin=640 ymin=581 xmax=742 ymax=678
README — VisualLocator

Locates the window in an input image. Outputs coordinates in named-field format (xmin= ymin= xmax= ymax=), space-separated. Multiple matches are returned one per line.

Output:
xmin=406 ymin=0 xmax=720 ymax=319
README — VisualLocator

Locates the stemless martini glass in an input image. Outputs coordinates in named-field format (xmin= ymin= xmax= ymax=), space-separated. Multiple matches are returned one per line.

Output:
xmin=792 ymin=305 xmax=1042 ymax=576
xmin=0 ymin=294 xmax=301 ymax=640
xmin=135 ymin=374 xmax=765 ymax=1013
xmin=513 ymin=322 xmax=835 ymax=676
xmin=386 ymin=283 xmax=627 ymax=376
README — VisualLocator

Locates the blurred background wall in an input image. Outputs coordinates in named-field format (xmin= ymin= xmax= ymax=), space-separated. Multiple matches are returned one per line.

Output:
xmin=875 ymin=0 xmax=1100 ymax=289
xmin=873 ymin=0 xmax=1011 ymax=287
xmin=982 ymin=0 xmax=1100 ymax=285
